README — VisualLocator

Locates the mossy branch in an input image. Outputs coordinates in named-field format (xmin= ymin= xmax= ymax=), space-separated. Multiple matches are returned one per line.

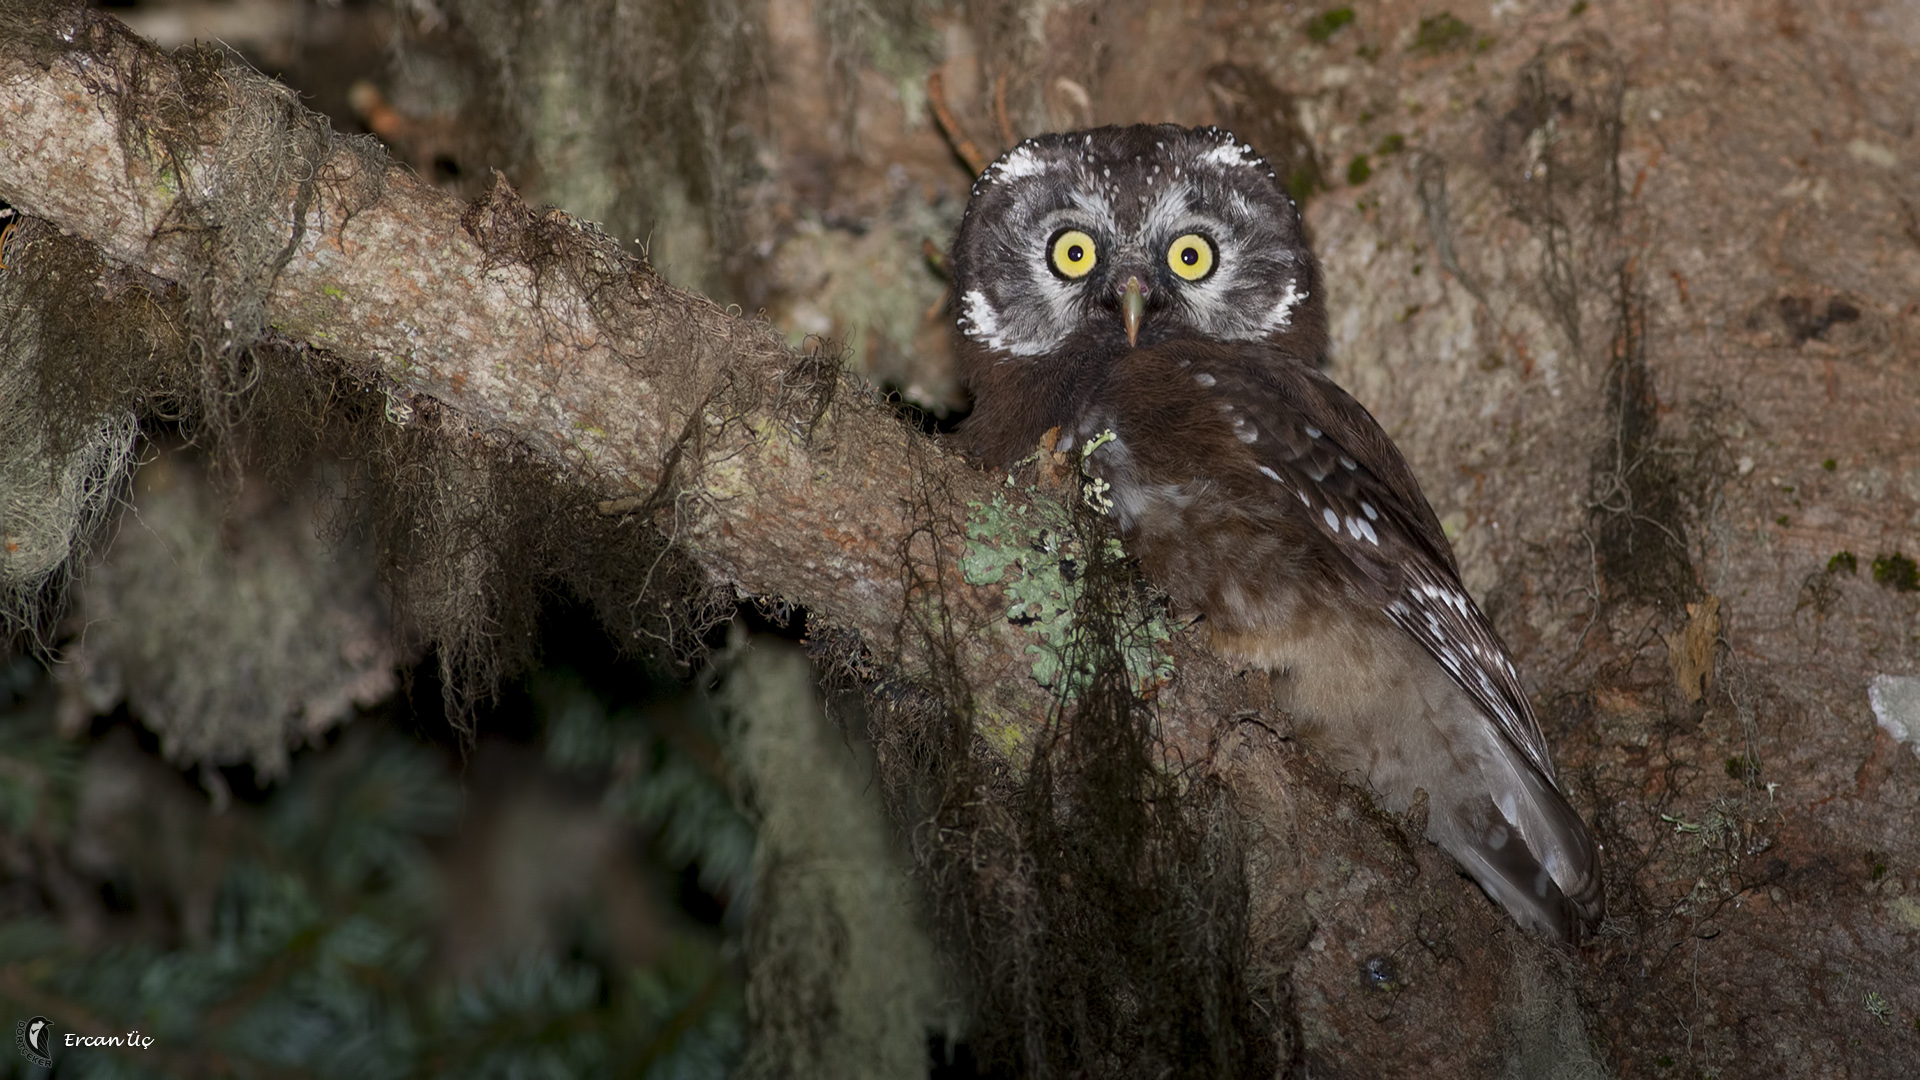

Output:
xmin=0 ymin=3 xmax=1205 ymax=750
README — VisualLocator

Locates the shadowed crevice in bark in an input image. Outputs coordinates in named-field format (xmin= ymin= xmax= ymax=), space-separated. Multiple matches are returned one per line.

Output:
xmin=1484 ymin=35 xmax=1696 ymax=615
xmin=1590 ymin=269 xmax=1698 ymax=616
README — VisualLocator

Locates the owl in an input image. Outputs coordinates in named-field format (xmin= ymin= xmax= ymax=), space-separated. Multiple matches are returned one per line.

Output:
xmin=948 ymin=124 xmax=1604 ymax=941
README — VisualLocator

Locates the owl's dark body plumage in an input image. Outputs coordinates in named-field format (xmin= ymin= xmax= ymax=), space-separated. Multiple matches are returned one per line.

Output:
xmin=949 ymin=125 xmax=1603 ymax=940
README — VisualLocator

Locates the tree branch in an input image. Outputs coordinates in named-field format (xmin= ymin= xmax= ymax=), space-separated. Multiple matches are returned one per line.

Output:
xmin=0 ymin=6 xmax=1074 ymax=734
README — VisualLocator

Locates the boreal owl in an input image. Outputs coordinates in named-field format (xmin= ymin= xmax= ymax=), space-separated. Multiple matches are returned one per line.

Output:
xmin=948 ymin=124 xmax=1604 ymax=941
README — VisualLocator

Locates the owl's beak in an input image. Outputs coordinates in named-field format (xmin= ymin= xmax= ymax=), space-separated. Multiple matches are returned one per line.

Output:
xmin=1121 ymin=275 xmax=1147 ymax=348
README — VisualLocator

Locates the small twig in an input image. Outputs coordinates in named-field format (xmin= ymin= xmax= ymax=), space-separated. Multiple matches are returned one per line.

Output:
xmin=1550 ymin=528 xmax=1605 ymax=673
xmin=927 ymin=69 xmax=989 ymax=176
xmin=993 ymin=73 xmax=1017 ymax=148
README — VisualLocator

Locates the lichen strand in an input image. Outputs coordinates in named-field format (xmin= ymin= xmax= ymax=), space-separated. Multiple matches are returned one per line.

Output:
xmin=0 ymin=222 xmax=161 ymax=645
xmin=0 ymin=204 xmax=731 ymax=738
xmin=941 ymin=467 xmax=1267 ymax=1079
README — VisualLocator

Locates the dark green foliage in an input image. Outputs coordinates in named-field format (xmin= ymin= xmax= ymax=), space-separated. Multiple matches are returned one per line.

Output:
xmin=1283 ymin=169 xmax=1319 ymax=204
xmin=0 ymin=663 xmax=747 ymax=1079
xmin=1410 ymin=13 xmax=1474 ymax=55
xmin=1347 ymin=154 xmax=1373 ymax=186
xmin=1828 ymin=550 xmax=1857 ymax=575
xmin=0 ymin=658 xmax=79 ymax=837
xmin=540 ymin=671 xmax=756 ymax=902
xmin=1871 ymin=552 xmax=1918 ymax=593
xmin=1305 ymin=8 xmax=1355 ymax=43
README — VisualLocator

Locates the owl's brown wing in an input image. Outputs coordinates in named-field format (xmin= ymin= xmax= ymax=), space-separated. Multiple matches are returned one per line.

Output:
xmin=1205 ymin=349 xmax=1560 ymax=784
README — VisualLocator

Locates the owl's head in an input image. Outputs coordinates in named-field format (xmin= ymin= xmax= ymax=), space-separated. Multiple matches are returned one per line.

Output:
xmin=948 ymin=125 xmax=1323 ymax=367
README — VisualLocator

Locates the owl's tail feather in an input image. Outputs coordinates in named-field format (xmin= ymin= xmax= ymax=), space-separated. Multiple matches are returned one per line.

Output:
xmin=1437 ymin=743 xmax=1605 ymax=942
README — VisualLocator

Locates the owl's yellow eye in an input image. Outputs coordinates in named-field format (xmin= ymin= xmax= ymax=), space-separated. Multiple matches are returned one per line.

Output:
xmin=1167 ymin=234 xmax=1215 ymax=281
xmin=1049 ymin=229 xmax=1098 ymax=279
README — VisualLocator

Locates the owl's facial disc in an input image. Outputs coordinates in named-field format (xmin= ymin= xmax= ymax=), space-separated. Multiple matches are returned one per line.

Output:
xmin=952 ymin=125 xmax=1313 ymax=358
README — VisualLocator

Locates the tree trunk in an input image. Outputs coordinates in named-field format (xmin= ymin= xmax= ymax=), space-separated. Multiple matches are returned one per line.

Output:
xmin=2 ymin=1 xmax=1916 ymax=1075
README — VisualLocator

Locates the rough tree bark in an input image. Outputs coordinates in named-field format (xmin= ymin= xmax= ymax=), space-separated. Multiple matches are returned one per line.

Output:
xmin=2 ymin=1 xmax=1918 ymax=1076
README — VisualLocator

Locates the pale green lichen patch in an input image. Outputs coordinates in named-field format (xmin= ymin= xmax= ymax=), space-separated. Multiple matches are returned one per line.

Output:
xmin=961 ymin=480 xmax=1174 ymax=700
xmin=1888 ymin=895 xmax=1920 ymax=931
xmin=980 ymin=717 xmax=1032 ymax=762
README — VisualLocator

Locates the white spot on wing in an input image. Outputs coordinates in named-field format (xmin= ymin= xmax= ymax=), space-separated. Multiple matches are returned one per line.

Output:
xmin=1258 ymin=465 xmax=1282 ymax=482
xmin=1194 ymin=372 xmax=1216 ymax=387
xmin=1322 ymin=507 xmax=1340 ymax=532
